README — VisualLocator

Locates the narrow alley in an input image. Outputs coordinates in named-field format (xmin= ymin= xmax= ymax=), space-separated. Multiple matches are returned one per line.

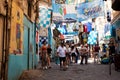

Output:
xmin=1 ymin=0 xmax=120 ymax=80
xmin=20 ymin=59 xmax=120 ymax=80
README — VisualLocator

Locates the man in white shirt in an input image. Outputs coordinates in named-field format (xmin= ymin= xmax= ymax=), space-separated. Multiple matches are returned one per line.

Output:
xmin=57 ymin=43 xmax=67 ymax=70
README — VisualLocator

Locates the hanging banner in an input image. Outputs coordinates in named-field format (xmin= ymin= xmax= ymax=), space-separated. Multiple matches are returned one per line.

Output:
xmin=39 ymin=27 xmax=48 ymax=36
xmin=87 ymin=30 xmax=98 ymax=45
xmin=39 ymin=7 xmax=51 ymax=28
xmin=76 ymin=0 xmax=104 ymax=21
xmin=10 ymin=2 xmax=23 ymax=54
xmin=65 ymin=4 xmax=76 ymax=14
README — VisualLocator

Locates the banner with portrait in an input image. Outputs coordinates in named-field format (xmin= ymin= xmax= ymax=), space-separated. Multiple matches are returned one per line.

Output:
xmin=76 ymin=0 xmax=104 ymax=21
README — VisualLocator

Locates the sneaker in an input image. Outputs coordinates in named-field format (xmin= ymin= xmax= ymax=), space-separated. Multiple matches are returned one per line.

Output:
xmin=66 ymin=65 xmax=68 ymax=68
xmin=45 ymin=66 xmax=48 ymax=69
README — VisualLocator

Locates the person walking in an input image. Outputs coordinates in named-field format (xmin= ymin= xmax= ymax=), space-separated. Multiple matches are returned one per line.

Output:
xmin=47 ymin=44 xmax=52 ymax=68
xmin=75 ymin=45 xmax=79 ymax=64
xmin=65 ymin=43 xmax=71 ymax=67
xmin=71 ymin=45 xmax=77 ymax=63
xmin=40 ymin=40 xmax=48 ymax=69
xmin=57 ymin=42 xmax=67 ymax=70
xmin=80 ymin=44 xmax=88 ymax=64
xmin=93 ymin=44 xmax=100 ymax=63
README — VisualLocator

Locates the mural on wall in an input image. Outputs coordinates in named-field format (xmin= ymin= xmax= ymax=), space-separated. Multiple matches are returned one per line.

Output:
xmin=10 ymin=2 xmax=23 ymax=54
xmin=16 ymin=23 xmax=21 ymax=53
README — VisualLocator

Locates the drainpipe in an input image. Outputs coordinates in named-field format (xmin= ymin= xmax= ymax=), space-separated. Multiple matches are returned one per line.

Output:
xmin=33 ymin=0 xmax=39 ymax=69
xmin=1 ymin=0 xmax=9 ymax=80
xmin=1 ymin=14 xmax=6 ymax=80
xmin=34 ymin=0 xmax=39 ymax=69
xmin=5 ymin=0 xmax=9 ymax=80
xmin=4 ymin=0 xmax=11 ymax=79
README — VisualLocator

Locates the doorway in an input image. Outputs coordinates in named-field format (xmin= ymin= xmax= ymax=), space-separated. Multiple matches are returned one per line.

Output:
xmin=24 ymin=26 xmax=30 ymax=70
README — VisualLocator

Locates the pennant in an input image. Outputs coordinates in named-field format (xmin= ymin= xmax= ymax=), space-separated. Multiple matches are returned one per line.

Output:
xmin=59 ymin=7 xmax=63 ymax=15
xmin=63 ymin=7 xmax=66 ymax=15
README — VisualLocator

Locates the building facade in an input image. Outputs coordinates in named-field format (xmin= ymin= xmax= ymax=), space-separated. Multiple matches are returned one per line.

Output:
xmin=0 ymin=0 xmax=12 ymax=80
xmin=111 ymin=0 xmax=120 ymax=54
xmin=0 ymin=0 xmax=48 ymax=80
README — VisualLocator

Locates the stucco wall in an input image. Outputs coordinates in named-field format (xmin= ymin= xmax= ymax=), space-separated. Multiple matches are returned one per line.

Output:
xmin=0 ymin=16 xmax=4 ymax=77
xmin=8 ymin=15 xmax=36 ymax=80
xmin=0 ymin=0 xmax=6 ymax=15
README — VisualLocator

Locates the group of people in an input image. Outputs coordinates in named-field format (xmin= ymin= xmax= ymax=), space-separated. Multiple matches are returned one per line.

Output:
xmin=100 ymin=38 xmax=120 ymax=71
xmin=56 ymin=42 xmax=89 ymax=70
xmin=56 ymin=40 xmax=116 ymax=70
xmin=39 ymin=37 xmax=120 ymax=71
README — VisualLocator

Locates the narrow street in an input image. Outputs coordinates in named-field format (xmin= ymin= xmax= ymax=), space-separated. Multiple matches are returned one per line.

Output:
xmin=20 ymin=58 xmax=120 ymax=80
xmin=1 ymin=0 xmax=120 ymax=80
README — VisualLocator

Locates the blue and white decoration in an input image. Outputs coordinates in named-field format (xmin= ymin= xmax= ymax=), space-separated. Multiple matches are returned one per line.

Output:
xmin=39 ymin=36 xmax=48 ymax=47
xmin=39 ymin=7 xmax=51 ymax=28
xmin=76 ymin=0 xmax=104 ymax=21
xmin=87 ymin=30 xmax=98 ymax=45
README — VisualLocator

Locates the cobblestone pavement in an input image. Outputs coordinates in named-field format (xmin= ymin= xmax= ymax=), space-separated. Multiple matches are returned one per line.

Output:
xmin=20 ymin=58 xmax=120 ymax=80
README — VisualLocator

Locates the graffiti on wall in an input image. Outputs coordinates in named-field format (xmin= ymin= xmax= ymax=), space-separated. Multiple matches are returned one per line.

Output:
xmin=16 ymin=23 xmax=21 ymax=53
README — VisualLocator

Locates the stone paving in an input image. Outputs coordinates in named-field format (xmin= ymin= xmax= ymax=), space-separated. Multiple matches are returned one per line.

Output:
xmin=19 ymin=58 xmax=120 ymax=80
